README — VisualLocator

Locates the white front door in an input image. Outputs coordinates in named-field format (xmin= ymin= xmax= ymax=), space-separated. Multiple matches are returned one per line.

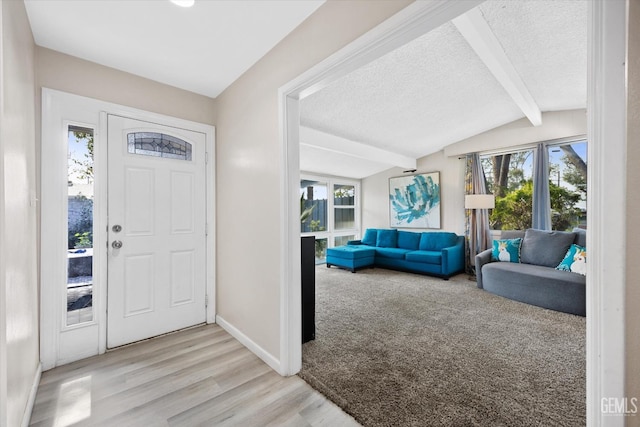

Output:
xmin=107 ymin=115 xmax=207 ymax=348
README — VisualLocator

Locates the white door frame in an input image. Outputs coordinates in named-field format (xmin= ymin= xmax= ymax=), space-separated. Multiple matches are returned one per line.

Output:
xmin=40 ymin=88 xmax=216 ymax=369
xmin=278 ymin=1 xmax=627 ymax=424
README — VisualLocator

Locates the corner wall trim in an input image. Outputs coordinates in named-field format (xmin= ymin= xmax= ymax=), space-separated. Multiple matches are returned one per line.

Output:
xmin=586 ymin=0 xmax=627 ymax=425
xmin=21 ymin=362 xmax=42 ymax=427
xmin=215 ymin=315 xmax=281 ymax=375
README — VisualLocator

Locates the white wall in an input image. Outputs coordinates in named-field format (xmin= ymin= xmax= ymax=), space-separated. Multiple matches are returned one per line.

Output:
xmin=215 ymin=0 xmax=412 ymax=361
xmin=362 ymin=110 xmax=588 ymax=238
xmin=444 ymin=109 xmax=586 ymax=157
xmin=362 ymin=152 xmax=465 ymax=234
xmin=1 ymin=1 xmax=39 ymax=425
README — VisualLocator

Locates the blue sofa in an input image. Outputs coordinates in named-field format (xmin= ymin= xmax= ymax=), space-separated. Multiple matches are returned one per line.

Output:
xmin=327 ymin=228 xmax=465 ymax=279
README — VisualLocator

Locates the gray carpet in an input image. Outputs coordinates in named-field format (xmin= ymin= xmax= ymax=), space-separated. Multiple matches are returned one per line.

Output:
xmin=299 ymin=266 xmax=585 ymax=427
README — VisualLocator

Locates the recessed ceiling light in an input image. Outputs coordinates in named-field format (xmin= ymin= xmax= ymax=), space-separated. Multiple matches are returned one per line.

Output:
xmin=170 ymin=0 xmax=195 ymax=7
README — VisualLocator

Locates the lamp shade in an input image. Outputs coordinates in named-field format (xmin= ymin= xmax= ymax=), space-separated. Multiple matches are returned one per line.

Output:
xmin=465 ymin=194 xmax=495 ymax=209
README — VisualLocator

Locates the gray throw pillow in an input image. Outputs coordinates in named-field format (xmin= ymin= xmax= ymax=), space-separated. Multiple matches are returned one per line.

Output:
xmin=520 ymin=228 xmax=576 ymax=267
xmin=573 ymin=227 xmax=586 ymax=248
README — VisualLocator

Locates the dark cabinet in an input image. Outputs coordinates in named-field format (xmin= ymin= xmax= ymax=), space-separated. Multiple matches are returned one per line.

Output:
xmin=301 ymin=236 xmax=315 ymax=343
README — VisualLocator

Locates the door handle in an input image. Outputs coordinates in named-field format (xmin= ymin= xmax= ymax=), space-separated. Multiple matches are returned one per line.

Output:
xmin=112 ymin=240 xmax=123 ymax=249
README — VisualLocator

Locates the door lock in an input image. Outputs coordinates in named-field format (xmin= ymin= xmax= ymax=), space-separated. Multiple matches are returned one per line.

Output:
xmin=112 ymin=224 xmax=122 ymax=233
xmin=112 ymin=240 xmax=123 ymax=249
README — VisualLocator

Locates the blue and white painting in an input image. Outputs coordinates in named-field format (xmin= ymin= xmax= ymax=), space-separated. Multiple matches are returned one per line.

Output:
xmin=389 ymin=172 xmax=441 ymax=229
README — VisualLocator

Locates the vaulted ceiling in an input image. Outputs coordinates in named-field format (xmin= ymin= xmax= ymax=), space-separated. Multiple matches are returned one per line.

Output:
xmin=24 ymin=0 xmax=587 ymax=180
xmin=299 ymin=0 xmax=587 ymax=178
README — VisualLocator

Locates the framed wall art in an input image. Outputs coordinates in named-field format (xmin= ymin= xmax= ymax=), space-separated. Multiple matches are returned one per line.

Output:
xmin=389 ymin=172 xmax=441 ymax=229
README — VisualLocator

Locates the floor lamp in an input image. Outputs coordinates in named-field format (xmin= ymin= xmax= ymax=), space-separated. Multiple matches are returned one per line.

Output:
xmin=465 ymin=194 xmax=495 ymax=279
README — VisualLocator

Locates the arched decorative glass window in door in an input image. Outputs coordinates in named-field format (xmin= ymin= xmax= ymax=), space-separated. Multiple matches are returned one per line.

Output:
xmin=127 ymin=132 xmax=192 ymax=161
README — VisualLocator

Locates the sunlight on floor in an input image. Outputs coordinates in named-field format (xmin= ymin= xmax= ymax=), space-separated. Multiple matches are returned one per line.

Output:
xmin=53 ymin=376 xmax=92 ymax=427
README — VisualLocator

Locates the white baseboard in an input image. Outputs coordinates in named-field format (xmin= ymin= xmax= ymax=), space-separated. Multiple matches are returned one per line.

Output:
xmin=22 ymin=362 xmax=42 ymax=427
xmin=215 ymin=315 xmax=281 ymax=374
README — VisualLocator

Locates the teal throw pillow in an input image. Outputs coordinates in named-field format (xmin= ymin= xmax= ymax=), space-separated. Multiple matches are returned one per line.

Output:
xmin=361 ymin=229 xmax=378 ymax=246
xmin=376 ymin=229 xmax=398 ymax=248
xmin=491 ymin=238 xmax=521 ymax=263
xmin=397 ymin=231 xmax=421 ymax=250
xmin=556 ymin=244 xmax=587 ymax=276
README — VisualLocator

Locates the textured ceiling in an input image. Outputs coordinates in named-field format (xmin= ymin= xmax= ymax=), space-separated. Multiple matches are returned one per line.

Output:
xmin=24 ymin=0 xmax=324 ymax=98
xmin=299 ymin=0 xmax=588 ymax=179
xmin=301 ymin=21 xmax=525 ymax=159
xmin=479 ymin=0 xmax=587 ymax=111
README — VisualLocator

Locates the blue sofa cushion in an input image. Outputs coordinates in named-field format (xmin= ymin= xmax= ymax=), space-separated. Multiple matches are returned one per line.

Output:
xmin=327 ymin=246 xmax=376 ymax=260
xmin=520 ymin=228 xmax=575 ymax=267
xmin=375 ymin=247 xmax=410 ymax=259
xmin=397 ymin=231 xmax=420 ymax=250
xmin=361 ymin=229 xmax=378 ymax=246
xmin=419 ymin=232 xmax=458 ymax=251
xmin=406 ymin=250 xmax=441 ymax=265
xmin=376 ymin=229 xmax=398 ymax=248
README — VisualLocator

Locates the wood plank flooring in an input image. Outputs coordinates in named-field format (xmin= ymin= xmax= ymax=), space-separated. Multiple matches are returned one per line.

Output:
xmin=29 ymin=324 xmax=360 ymax=427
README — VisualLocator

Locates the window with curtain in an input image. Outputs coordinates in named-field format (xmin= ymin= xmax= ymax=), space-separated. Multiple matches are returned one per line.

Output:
xmin=548 ymin=141 xmax=587 ymax=230
xmin=481 ymin=149 xmax=534 ymax=230
xmin=480 ymin=139 xmax=587 ymax=231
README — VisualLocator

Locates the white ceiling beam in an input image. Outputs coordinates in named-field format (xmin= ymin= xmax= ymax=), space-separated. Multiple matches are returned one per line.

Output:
xmin=453 ymin=8 xmax=542 ymax=127
xmin=299 ymin=126 xmax=417 ymax=170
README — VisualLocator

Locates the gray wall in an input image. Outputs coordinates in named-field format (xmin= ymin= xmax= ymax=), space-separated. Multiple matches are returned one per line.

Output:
xmin=1 ymin=1 xmax=39 ymax=425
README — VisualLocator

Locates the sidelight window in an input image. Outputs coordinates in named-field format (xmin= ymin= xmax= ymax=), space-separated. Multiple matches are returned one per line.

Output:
xmin=67 ymin=125 xmax=94 ymax=326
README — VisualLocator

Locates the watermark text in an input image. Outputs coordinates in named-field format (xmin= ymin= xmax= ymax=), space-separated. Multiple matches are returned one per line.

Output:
xmin=602 ymin=397 xmax=638 ymax=416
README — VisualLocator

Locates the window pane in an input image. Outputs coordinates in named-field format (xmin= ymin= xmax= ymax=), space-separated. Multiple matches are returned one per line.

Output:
xmin=127 ymin=132 xmax=192 ymax=161
xmin=334 ymin=208 xmax=355 ymax=230
xmin=334 ymin=184 xmax=354 ymax=206
xmin=300 ymin=180 xmax=328 ymax=233
xmin=67 ymin=126 xmax=94 ymax=326
xmin=548 ymin=141 xmax=587 ymax=230
xmin=315 ymin=238 xmax=328 ymax=264
xmin=481 ymin=150 xmax=534 ymax=230
xmin=335 ymin=235 xmax=355 ymax=247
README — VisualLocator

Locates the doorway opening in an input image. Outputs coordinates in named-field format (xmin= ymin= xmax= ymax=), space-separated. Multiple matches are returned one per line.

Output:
xmin=278 ymin=0 xmax=628 ymax=422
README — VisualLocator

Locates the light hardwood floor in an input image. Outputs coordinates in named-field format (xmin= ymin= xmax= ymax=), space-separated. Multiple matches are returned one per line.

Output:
xmin=29 ymin=324 xmax=360 ymax=427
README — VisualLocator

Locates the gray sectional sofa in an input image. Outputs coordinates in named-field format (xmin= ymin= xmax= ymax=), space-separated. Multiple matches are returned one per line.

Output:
xmin=475 ymin=228 xmax=586 ymax=316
